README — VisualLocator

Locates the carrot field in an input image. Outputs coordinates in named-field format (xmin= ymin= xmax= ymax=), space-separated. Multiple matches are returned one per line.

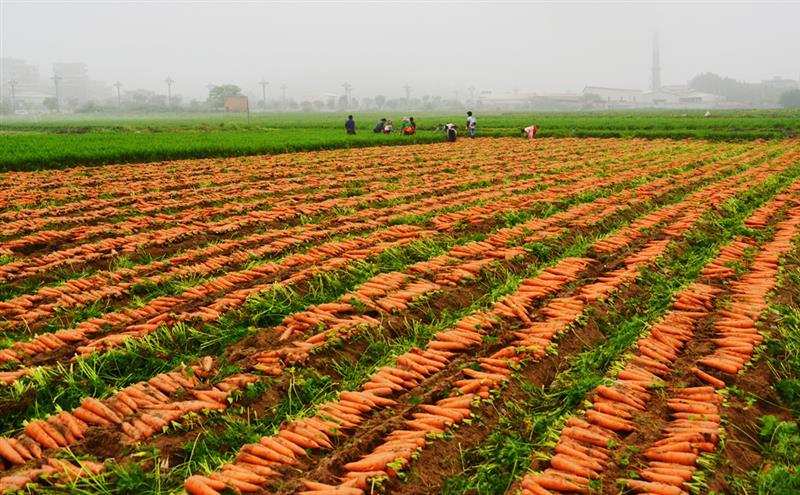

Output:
xmin=1 ymin=137 xmax=800 ymax=495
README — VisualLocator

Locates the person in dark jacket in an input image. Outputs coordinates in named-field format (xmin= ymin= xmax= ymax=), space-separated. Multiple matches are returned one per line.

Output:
xmin=345 ymin=115 xmax=356 ymax=134
xmin=373 ymin=118 xmax=386 ymax=133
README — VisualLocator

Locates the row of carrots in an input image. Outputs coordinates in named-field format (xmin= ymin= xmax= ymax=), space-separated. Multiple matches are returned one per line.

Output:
xmin=0 ymin=137 xmax=630 ymax=210
xmin=309 ymin=168 xmax=790 ymax=494
xmin=0 ymin=226 xmax=429 ymax=377
xmin=518 ymin=183 xmax=800 ymax=495
xmin=315 ymin=212 xmax=688 ymax=494
xmin=179 ymin=165 xmax=759 ymax=493
xmin=184 ymin=251 xmax=599 ymax=495
xmin=699 ymin=203 xmax=800 ymax=379
xmin=518 ymin=282 xmax=719 ymax=495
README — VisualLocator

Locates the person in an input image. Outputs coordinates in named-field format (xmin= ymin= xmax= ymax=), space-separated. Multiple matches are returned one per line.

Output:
xmin=383 ymin=119 xmax=394 ymax=134
xmin=401 ymin=117 xmax=415 ymax=136
xmin=345 ymin=115 xmax=356 ymax=135
xmin=520 ymin=124 xmax=537 ymax=139
xmin=410 ymin=116 xmax=417 ymax=132
xmin=466 ymin=111 xmax=476 ymax=138
xmin=373 ymin=118 xmax=386 ymax=133
xmin=444 ymin=123 xmax=457 ymax=142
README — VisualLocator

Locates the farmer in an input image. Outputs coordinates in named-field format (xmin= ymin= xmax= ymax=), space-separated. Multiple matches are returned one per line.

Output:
xmin=401 ymin=117 xmax=415 ymax=136
xmin=409 ymin=116 xmax=417 ymax=132
xmin=466 ymin=111 xmax=476 ymax=138
xmin=383 ymin=119 xmax=394 ymax=134
xmin=520 ymin=124 xmax=537 ymax=139
xmin=373 ymin=118 xmax=386 ymax=133
xmin=345 ymin=115 xmax=356 ymax=135
xmin=444 ymin=123 xmax=457 ymax=142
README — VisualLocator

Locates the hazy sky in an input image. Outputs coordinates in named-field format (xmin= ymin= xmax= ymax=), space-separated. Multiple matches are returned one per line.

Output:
xmin=2 ymin=1 xmax=799 ymax=99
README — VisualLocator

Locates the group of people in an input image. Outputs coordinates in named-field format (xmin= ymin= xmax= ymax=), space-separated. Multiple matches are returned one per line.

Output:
xmin=345 ymin=111 xmax=537 ymax=142
xmin=371 ymin=116 xmax=417 ymax=135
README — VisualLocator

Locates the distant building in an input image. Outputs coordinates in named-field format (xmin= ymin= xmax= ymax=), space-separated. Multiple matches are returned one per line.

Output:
xmin=53 ymin=62 xmax=90 ymax=104
xmin=761 ymin=76 xmax=799 ymax=92
xmin=224 ymin=95 xmax=249 ymax=112
xmin=1 ymin=58 xmax=42 ymax=104
xmin=642 ymin=85 xmax=723 ymax=106
xmin=582 ymin=86 xmax=642 ymax=108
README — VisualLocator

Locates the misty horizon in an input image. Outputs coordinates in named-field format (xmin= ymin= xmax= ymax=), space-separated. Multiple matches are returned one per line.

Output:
xmin=2 ymin=1 xmax=799 ymax=101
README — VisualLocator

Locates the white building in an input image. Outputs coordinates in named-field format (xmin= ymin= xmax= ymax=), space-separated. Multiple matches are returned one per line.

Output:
xmin=642 ymin=86 xmax=724 ymax=106
xmin=582 ymin=86 xmax=643 ymax=108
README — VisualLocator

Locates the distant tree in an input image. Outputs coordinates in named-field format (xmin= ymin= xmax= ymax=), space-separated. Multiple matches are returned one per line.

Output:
xmin=300 ymin=101 xmax=313 ymax=112
xmin=312 ymin=100 xmax=325 ymax=111
xmin=779 ymin=89 xmax=800 ymax=108
xmin=207 ymin=84 xmax=243 ymax=110
xmin=43 ymin=97 xmax=59 ymax=112
xmin=689 ymin=72 xmax=763 ymax=104
xmin=0 ymin=99 xmax=12 ymax=115
xmin=374 ymin=94 xmax=386 ymax=109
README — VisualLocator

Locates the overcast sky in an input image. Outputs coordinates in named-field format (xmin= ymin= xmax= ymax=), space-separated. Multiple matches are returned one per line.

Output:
xmin=2 ymin=1 xmax=799 ymax=99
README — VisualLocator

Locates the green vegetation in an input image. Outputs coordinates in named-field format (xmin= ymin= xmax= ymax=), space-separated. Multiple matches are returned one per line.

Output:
xmin=1 ymin=109 xmax=799 ymax=171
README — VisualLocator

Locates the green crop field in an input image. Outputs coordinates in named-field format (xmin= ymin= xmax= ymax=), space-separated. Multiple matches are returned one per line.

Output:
xmin=1 ymin=109 xmax=799 ymax=171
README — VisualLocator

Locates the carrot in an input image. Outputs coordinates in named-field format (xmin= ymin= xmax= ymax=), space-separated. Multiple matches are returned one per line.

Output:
xmin=8 ymin=438 xmax=33 ymax=461
xmin=647 ymin=466 xmax=695 ymax=481
xmin=520 ymin=478 xmax=555 ymax=495
xmin=595 ymin=385 xmax=645 ymax=410
xmin=621 ymin=479 xmax=684 ymax=495
xmin=561 ymin=427 xmax=610 ymax=447
xmin=219 ymin=465 xmax=268 ymax=484
xmin=551 ymin=454 xmax=599 ymax=478
xmin=73 ymin=406 xmax=113 ymax=427
xmin=24 ymin=421 xmax=60 ymax=450
xmin=344 ymin=451 xmax=406 ymax=472
xmin=644 ymin=450 xmax=698 ymax=465
xmin=0 ymin=437 xmax=26 ymax=464
xmin=279 ymin=430 xmax=320 ymax=449
xmin=534 ymin=473 xmax=588 ymax=493
xmin=586 ymin=409 xmax=634 ymax=431
xmin=419 ymin=404 xmax=469 ymax=422
xmin=593 ymin=401 xmax=633 ymax=419
xmin=208 ymin=472 xmax=261 ymax=492
xmin=699 ymin=358 xmax=740 ymax=374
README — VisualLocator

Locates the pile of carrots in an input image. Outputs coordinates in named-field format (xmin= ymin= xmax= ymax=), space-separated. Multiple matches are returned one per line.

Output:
xmin=621 ymin=386 xmax=723 ymax=495
xmin=699 ymin=207 xmax=800 ymax=381
xmin=518 ymin=283 xmax=718 ymax=495
xmin=0 ymin=457 xmax=105 ymax=492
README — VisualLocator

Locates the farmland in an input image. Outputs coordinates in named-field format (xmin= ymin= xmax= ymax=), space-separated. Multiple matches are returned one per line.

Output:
xmin=0 ymin=135 xmax=800 ymax=495
xmin=2 ymin=110 xmax=800 ymax=171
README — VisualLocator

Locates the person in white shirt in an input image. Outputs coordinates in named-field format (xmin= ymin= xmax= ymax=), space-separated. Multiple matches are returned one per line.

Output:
xmin=466 ymin=111 xmax=476 ymax=138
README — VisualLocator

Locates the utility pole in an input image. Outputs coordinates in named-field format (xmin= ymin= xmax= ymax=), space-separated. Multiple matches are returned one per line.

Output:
xmin=280 ymin=84 xmax=287 ymax=108
xmin=342 ymin=82 xmax=352 ymax=108
xmin=165 ymin=76 xmax=174 ymax=107
xmin=259 ymin=79 xmax=269 ymax=106
xmin=402 ymin=84 xmax=411 ymax=106
xmin=8 ymin=80 xmax=17 ymax=113
xmin=51 ymin=74 xmax=62 ymax=112
xmin=113 ymin=81 xmax=122 ymax=107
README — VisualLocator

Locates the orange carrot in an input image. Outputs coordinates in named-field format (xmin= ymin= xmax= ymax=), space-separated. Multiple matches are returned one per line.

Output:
xmin=0 ymin=437 xmax=25 ymax=465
